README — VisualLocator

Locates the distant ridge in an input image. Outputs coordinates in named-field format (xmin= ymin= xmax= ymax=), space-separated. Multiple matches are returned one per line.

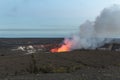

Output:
xmin=0 ymin=38 xmax=64 ymax=46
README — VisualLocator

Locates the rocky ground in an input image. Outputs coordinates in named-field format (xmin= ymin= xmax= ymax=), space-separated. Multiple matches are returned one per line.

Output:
xmin=0 ymin=50 xmax=119 ymax=80
xmin=0 ymin=38 xmax=120 ymax=80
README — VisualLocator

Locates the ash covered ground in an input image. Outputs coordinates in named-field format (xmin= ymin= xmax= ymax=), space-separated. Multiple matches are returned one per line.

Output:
xmin=0 ymin=38 xmax=120 ymax=80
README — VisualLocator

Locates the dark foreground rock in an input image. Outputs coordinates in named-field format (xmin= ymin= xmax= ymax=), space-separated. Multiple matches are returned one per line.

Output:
xmin=2 ymin=66 xmax=120 ymax=80
xmin=0 ymin=50 xmax=120 ymax=80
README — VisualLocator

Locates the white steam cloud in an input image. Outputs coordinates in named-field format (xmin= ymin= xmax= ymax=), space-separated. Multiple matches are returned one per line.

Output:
xmin=63 ymin=5 xmax=120 ymax=50
xmin=95 ymin=5 xmax=120 ymax=38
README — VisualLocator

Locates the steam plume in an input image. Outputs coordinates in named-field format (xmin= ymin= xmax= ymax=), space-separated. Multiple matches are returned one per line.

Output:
xmin=63 ymin=5 xmax=120 ymax=51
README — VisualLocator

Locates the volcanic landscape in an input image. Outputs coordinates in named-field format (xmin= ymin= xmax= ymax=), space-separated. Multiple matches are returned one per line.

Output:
xmin=0 ymin=38 xmax=120 ymax=80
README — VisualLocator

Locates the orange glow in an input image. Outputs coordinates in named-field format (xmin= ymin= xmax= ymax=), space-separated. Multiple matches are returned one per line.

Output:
xmin=51 ymin=48 xmax=58 ymax=53
xmin=51 ymin=44 xmax=70 ymax=53
xmin=57 ymin=44 xmax=70 ymax=52
xmin=51 ymin=39 xmax=72 ymax=53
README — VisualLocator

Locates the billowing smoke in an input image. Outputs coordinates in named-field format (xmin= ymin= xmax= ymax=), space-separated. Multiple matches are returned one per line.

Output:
xmin=61 ymin=5 xmax=120 ymax=51
xmin=95 ymin=5 xmax=120 ymax=38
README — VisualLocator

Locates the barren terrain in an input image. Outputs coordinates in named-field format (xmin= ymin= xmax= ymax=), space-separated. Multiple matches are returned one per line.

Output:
xmin=0 ymin=38 xmax=120 ymax=80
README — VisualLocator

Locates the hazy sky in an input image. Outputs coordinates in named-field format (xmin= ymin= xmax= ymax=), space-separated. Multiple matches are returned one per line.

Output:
xmin=0 ymin=0 xmax=120 ymax=37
